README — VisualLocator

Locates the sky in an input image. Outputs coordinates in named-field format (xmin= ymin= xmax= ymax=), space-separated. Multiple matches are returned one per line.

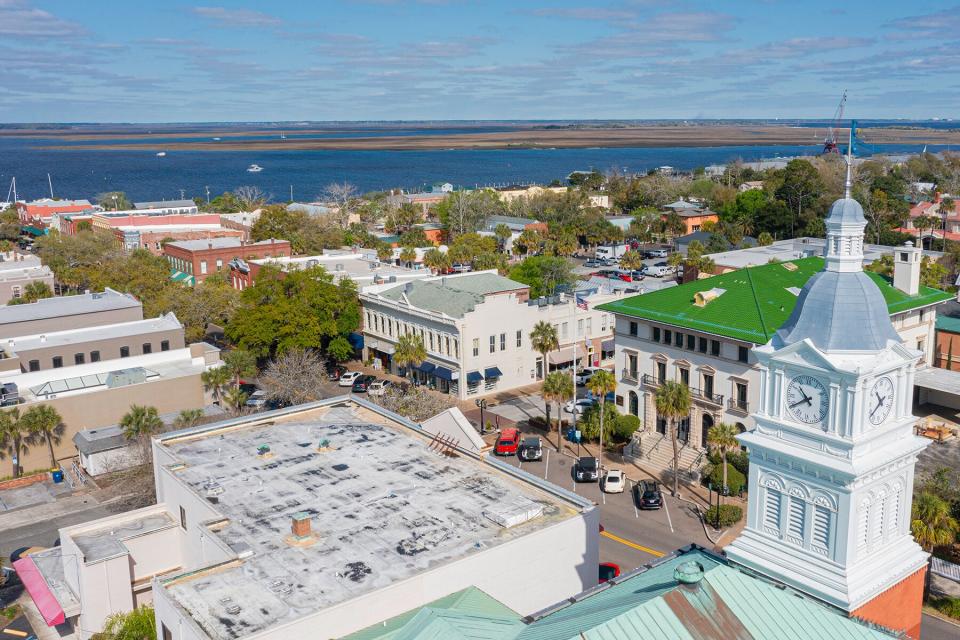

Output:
xmin=1 ymin=0 xmax=958 ymax=123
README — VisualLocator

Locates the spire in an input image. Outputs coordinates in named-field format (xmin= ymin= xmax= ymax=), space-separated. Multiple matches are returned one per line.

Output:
xmin=844 ymin=125 xmax=853 ymax=199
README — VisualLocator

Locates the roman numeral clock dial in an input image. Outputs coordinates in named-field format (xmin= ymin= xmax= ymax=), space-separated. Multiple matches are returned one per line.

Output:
xmin=868 ymin=376 xmax=895 ymax=425
xmin=786 ymin=375 xmax=829 ymax=425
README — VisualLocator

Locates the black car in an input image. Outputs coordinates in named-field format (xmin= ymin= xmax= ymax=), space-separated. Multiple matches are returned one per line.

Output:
xmin=518 ymin=437 xmax=543 ymax=461
xmin=327 ymin=365 xmax=347 ymax=381
xmin=574 ymin=456 xmax=599 ymax=482
xmin=634 ymin=480 xmax=663 ymax=510
xmin=352 ymin=375 xmax=376 ymax=393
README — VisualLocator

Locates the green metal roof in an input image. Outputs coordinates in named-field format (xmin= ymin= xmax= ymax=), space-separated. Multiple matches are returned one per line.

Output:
xmin=597 ymin=257 xmax=952 ymax=344
xmin=516 ymin=549 xmax=896 ymax=640
xmin=343 ymin=587 xmax=520 ymax=640
xmin=379 ymin=273 xmax=527 ymax=318
xmin=936 ymin=313 xmax=960 ymax=334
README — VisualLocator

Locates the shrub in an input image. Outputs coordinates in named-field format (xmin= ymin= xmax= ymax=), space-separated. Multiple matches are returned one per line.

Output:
xmin=929 ymin=596 xmax=960 ymax=621
xmin=612 ymin=414 xmax=641 ymax=442
xmin=706 ymin=463 xmax=746 ymax=496
xmin=707 ymin=449 xmax=749 ymax=477
xmin=704 ymin=504 xmax=743 ymax=528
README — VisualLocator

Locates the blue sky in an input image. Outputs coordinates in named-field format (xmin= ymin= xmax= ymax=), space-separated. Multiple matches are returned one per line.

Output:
xmin=1 ymin=0 xmax=958 ymax=122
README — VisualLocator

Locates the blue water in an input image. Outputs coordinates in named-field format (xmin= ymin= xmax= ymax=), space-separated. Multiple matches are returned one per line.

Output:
xmin=0 ymin=134 xmax=955 ymax=203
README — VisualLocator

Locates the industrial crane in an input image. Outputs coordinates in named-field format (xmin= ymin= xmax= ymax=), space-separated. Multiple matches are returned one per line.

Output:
xmin=823 ymin=90 xmax=847 ymax=154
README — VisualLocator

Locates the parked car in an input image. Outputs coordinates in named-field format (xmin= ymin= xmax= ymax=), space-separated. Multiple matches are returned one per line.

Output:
xmin=245 ymin=389 xmax=269 ymax=409
xmin=643 ymin=262 xmax=674 ymax=278
xmin=327 ymin=365 xmax=347 ymax=381
xmin=628 ymin=270 xmax=646 ymax=281
xmin=0 ymin=565 xmax=22 ymax=607
xmin=575 ymin=456 xmax=599 ymax=482
xmin=338 ymin=371 xmax=361 ymax=387
xmin=451 ymin=263 xmax=473 ymax=273
xmin=634 ymin=480 xmax=663 ymax=510
xmin=518 ymin=437 xmax=542 ymax=461
xmin=602 ymin=469 xmax=625 ymax=494
xmin=367 ymin=380 xmax=392 ymax=397
xmin=564 ymin=398 xmax=595 ymax=414
xmin=585 ymin=389 xmax=615 ymax=403
xmin=584 ymin=258 xmax=605 ymax=268
xmin=646 ymin=248 xmax=668 ymax=258
xmin=575 ymin=366 xmax=603 ymax=385
xmin=351 ymin=375 xmax=376 ymax=393
xmin=599 ymin=562 xmax=621 ymax=584
xmin=494 ymin=428 xmax=521 ymax=456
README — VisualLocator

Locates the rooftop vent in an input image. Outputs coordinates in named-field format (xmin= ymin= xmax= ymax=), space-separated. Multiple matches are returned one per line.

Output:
xmin=674 ymin=560 xmax=705 ymax=588
xmin=693 ymin=288 xmax=726 ymax=307
xmin=483 ymin=497 xmax=543 ymax=528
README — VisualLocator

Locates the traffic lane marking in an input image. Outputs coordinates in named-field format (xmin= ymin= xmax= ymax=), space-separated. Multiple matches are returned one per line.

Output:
xmin=600 ymin=530 xmax=666 ymax=558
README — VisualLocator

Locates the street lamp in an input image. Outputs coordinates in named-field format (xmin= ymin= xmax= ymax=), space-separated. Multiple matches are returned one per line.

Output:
xmin=475 ymin=398 xmax=487 ymax=434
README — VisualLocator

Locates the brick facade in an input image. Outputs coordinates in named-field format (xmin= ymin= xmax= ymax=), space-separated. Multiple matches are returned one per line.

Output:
xmin=164 ymin=239 xmax=291 ymax=284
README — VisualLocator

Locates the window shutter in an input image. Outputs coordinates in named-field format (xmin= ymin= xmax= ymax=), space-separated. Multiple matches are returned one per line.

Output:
xmin=812 ymin=506 xmax=831 ymax=550
xmin=857 ymin=502 xmax=870 ymax=550
xmin=872 ymin=496 xmax=886 ymax=544
xmin=888 ymin=490 xmax=900 ymax=533
xmin=763 ymin=490 xmax=781 ymax=534
xmin=787 ymin=497 xmax=805 ymax=542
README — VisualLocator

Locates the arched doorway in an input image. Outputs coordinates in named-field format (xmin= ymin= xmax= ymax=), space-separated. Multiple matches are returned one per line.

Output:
xmin=629 ymin=391 xmax=639 ymax=417
xmin=701 ymin=413 xmax=714 ymax=450
xmin=736 ymin=422 xmax=747 ymax=451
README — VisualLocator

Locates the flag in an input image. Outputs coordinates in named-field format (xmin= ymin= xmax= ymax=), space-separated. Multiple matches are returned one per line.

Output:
xmin=575 ymin=295 xmax=588 ymax=310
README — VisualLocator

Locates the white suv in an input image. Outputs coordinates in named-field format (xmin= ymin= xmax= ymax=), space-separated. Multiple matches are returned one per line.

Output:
xmin=575 ymin=366 xmax=603 ymax=386
xmin=338 ymin=371 xmax=362 ymax=387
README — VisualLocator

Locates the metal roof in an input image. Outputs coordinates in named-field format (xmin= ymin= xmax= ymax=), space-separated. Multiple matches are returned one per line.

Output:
xmin=0 ymin=288 xmax=140 ymax=325
xmin=378 ymin=273 xmax=527 ymax=318
xmin=133 ymin=200 xmax=196 ymax=209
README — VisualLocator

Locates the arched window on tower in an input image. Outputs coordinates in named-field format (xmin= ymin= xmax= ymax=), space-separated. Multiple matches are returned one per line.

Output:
xmin=763 ymin=488 xmax=782 ymax=536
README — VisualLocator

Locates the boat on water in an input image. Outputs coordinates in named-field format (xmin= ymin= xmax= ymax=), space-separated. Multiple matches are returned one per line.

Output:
xmin=247 ymin=164 xmax=263 ymax=173
xmin=212 ymin=137 xmax=221 ymax=141
xmin=156 ymin=151 xmax=166 ymax=157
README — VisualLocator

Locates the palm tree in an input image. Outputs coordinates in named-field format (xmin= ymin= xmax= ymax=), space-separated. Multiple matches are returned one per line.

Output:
xmin=223 ymin=386 xmax=249 ymax=414
xmin=530 ymin=321 xmax=560 ymax=418
xmin=618 ymin=249 xmax=644 ymax=271
xmin=399 ymin=246 xmax=417 ymax=267
xmin=22 ymin=405 xmax=64 ymax=469
xmin=202 ymin=366 xmax=231 ymax=405
xmin=376 ymin=243 xmax=393 ymax=263
xmin=706 ymin=423 xmax=739 ymax=504
xmin=393 ymin=333 xmax=427 ymax=378
xmin=423 ymin=248 xmax=448 ymax=273
xmin=542 ymin=372 xmax=573 ymax=451
xmin=515 ymin=229 xmax=543 ymax=257
xmin=493 ymin=223 xmax=512 ymax=251
xmin=120 ymin=405 xmax=163 ymax=441
xmin=0 ymin=407 xmax=31 ymax=477
xmin=655 ymin=381 xmax=692 ymax=497
xmin=911 ymin=491 xmax=960 ymax=551
xmin=586 ymin=370 xmax=616 ymax=471
xmin=173 ymin=408 xmax=204 ymax=430
xmin=222 ymin=349 xmax=257 ymax=388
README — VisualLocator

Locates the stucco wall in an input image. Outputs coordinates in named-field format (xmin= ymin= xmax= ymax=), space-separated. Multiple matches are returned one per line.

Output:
xmin=0 ymin=305 xmax=143 ymax=340
xmin=13 ymin=327 xmax=185 ymax=372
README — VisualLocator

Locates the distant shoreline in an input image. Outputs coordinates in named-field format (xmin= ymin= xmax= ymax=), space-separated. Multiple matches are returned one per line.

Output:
xmin=34 ymin=125 xmax=960 ymax=152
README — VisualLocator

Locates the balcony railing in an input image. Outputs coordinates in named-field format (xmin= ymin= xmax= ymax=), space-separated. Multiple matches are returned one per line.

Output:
xmin=728 ymin=398 xmax=749 ymax=414
xmin=641 ymin=374 xmax=723 ymax=406
xmin=621 ymin=368 xmax=639 ymax=383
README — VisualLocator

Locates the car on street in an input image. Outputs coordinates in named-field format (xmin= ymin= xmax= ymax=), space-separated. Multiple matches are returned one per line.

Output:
xmin=574 ymin=456 xmax=599 ymax=482
xmin=645 ymin=248 xmax=668 ymax=258
xmin=352 ymin=375 xmax=376 ymax=393
xmin=451 ymin=263 xmax=473 ymax=273
xmin=494 ymin=428 xmax=521 ymax=456
xmin=338 ymin=371 xmax=361 ymax=387
xmin=518 ymin=436 xmax=542 ymax=461
xmin=602 ymin=469 xmax=625 ymax=493
xmin=564 ymin=398 xmax=595 ymax=414
xmin=599 ymin=562 xmax=621 ymax=583
xmin=367 ymin=380 xmax=392 ymax=396
xmin=575 ymin=366 xmax=603 ymax=385
xmin=634 ymin=480 xmax=664 ymax=510
xmin=585 ymin=389 xmax=615 ymax=403
xmin=584 ymin=258 xmax=605 ymax=268
xmin=245 ymin=389 xmax=269 ymax=409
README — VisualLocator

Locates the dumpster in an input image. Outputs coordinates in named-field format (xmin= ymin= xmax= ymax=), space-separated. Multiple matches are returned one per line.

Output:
xmin=51 ymin=468 xmax=64 ymax=483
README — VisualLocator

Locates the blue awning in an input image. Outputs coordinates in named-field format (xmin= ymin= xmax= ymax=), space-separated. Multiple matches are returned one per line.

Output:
xmin=348 ymin=332 xmax=364 ymax=349
xmin=417 ymin=362 xmax=436 ymax=373
xmin=601 ymin=339 xmax=614 ymax=351
xmin=484 ymin=367 xmax=503 ymax=379
xmin=433 ymin=366 xmax=455 ymax=381
xmin=466 ymin=371 xmax=483 ymax=384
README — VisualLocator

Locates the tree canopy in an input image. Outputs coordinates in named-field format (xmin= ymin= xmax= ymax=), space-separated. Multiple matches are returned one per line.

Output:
xmin=508 ymin=255 xmax=574 ymax=298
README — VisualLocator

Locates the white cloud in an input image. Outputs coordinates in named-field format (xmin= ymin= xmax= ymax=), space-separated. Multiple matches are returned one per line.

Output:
xmin=192 ymin=6 xmax=282 ymax=28
xmin=0 ymin=0 xmax=84 ymax=37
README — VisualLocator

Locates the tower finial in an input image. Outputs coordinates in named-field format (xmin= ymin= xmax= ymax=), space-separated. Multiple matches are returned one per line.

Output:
xmin=844 ymin=123 xmax=853 ymax=199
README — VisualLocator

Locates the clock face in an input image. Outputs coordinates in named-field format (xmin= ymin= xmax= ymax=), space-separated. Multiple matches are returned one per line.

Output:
xmin=868 ymin=376 xmax=895 ymax=425
xmin=786 ymin=374 xmax=829 ymax=425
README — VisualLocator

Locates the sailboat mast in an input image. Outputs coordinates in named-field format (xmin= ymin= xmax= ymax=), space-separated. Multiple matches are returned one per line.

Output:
xmin=47 ymin=173 xmax=54 ymax=199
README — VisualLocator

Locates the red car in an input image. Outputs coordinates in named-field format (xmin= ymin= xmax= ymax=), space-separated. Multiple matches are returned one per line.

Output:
xmin=494 ymin=428 xmax=520 ymax=455
xmin=599 ymin=562 xmax=621 ymax=584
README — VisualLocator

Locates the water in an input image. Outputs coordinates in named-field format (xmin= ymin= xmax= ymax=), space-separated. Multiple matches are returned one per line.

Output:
xmin=0 ymin=124 xmax=956 ymax=202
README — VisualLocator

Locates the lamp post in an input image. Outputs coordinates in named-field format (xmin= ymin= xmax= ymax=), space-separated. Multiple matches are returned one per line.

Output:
xmin=475 ymin=398 xmax=487 ymax=434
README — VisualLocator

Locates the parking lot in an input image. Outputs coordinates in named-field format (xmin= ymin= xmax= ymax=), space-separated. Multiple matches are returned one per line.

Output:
xmin=570 ymin=251 xmax=680 ymax=289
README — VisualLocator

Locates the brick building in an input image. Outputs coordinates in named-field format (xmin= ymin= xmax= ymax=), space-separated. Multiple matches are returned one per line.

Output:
xmin=17 ymin=199 xmax=93 ymax=225
xmin=164 ymin=238 xmax=290 ymax=285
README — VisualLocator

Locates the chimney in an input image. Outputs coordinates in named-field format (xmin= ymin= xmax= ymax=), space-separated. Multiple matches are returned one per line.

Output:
xmin=208 ymin=241 xmax=214 ymax=250
xmin=893 ymin=241 xmax=921 ymax=297
xmin=291 ymin=512 xmax=311 ymax=539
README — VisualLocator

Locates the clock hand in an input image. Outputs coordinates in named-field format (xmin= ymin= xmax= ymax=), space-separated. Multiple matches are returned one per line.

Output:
xmin=789 ymin=398 xmax=810 ymax=409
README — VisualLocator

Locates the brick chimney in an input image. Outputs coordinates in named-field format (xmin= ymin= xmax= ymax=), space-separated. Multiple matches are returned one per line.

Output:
xmin=291 ymin=512 xmax=311 ymax=539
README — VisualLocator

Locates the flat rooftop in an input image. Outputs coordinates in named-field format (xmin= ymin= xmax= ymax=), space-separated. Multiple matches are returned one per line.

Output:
xmin=0 ymin=288 xmax=140 ymax=325
xmin=168 ymin=238 xmax=284 ymax=251
xmin=73 ymin=511 xmax=176 ymax=563
xmin=252 ymin=253 xmax=430 ymax=284
xmin=159 ymin=400 xmax=582 ymax=640
xmin=5 ymin=313 xmax=181 ymax=353
xmin=709 ymin=237 xmax=945 ymax=270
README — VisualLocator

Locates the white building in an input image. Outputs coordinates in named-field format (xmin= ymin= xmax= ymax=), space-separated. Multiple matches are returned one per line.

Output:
xmin=232 ymin=250 xmax=434 ymax=291
xmin=14 ymin=397 xmax=597 ymax=639
xmin=599 ymin=237 xmax=950 ymax=478
xmin=726 ymin=173 xmax=930 ymax=638
xmin=360 ymin=271 xmax=623 ymax=399
xmin=134 ymin=200 xmax=199 ymax=215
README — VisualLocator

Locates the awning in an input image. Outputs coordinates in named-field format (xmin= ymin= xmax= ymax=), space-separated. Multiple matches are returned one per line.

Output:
xmin=22 ymin=225 xmax=47 ymax=237
xmin=547 ymin=345 xmax=586 ymax=365
xmin=170 ymin=270 xmax=195 ymax=286
xmin=484 ymin=367 xmax=503 ymax=379
xmin=601 ymin=339 xmax=615 ymax=351
xmin=14 ymin=557 xmax=65 ymax=626
xmin=417 ymin=362 xmax=436 ymax=373
xmin=433 ymin=366 xmax=455 ymax=381
xmin=348 ymin=332 xmax=364 ymax=349
xmin=466 ymin=371 xmax=484 ymax=384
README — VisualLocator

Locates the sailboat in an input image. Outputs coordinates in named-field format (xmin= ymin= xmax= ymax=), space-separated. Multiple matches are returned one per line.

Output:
xmin=280 ymin=131 xmax=287 ymax=140
xmin=247 ymin=164 xmax=263 ymax=173
xmin=156 ymin=151 xmax=167 ymax=157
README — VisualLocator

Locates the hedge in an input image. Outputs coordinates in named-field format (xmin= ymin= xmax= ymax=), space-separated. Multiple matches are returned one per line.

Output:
xmin=707 ymin=463 xmax=746 ymax=496
xmin=704 ymin=504 xmax=743 ymax=528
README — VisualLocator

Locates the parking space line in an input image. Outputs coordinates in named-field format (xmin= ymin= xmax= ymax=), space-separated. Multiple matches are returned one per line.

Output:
xmin=3 ymin=630 xmax=29 ymax=638
xmin=663 ymin=496 xmax=674 ymax=533
xmin=600 ymin=530 xmax=665 ymax=557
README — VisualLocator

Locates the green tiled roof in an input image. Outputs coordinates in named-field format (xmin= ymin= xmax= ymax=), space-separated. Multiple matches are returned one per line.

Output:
xmin=380 ymin=273 xmax=527 ymax=318
xmin=936 ymin=313 xmax=960 ymax=334
xmin=343 ymin=587 xmax=520 ymax=640
xmin=515 ymin=549 xmax=895 ymax=640
xmin=597 ymin=257 xmax=952 ymax=344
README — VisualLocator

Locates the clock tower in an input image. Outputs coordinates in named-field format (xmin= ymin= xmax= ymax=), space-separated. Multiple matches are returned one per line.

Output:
xmin=725 ymin=158 xmax=929 ymax=639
